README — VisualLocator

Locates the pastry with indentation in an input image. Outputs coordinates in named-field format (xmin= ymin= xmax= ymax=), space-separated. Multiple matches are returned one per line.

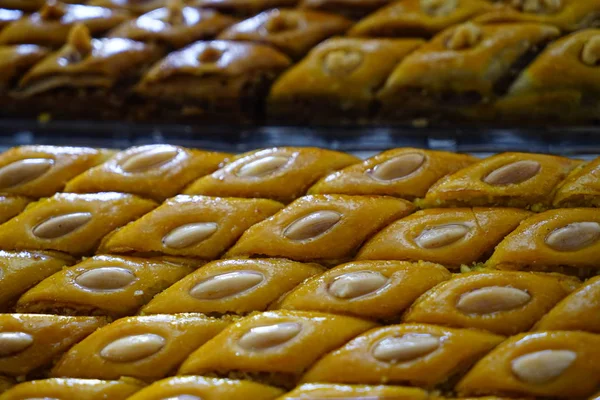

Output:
xmin=183 ymin=147 xmax=359 ymax=203
xmin=0 ymin=377 xmax=144 ymax=400
xmin=553 ymin=154 xmax=600 ymax=207
xmin=278 ymin=383 xmax=428 ymax=399
xmin=0 ymin=196 xmax=29 ymax=224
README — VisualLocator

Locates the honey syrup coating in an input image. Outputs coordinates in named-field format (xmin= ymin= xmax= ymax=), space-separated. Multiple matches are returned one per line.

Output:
xmin=534 ymin=275 xmax=600 ymax=333
xmin=142 ymin=258 xmax=324 ymax=315
xmin=301 ymin=323 xmax=504 ymax=387
xmin=487 ymin=208 xmax=600 ymax=271
xmin=356 ymin=208 xmax=532 ymax=268
xmin=0 ymin=250 xmax=73 ymax=312
xmin=51 ymin=313 xmax=231 ymax=381
xmin=183 ymin=147 xmax=359 ymax=203
xmin=225 ymin=194 xmax=415 ymax=264
xmin=456 ymin=331 xmax=600 ymax=398
xmin=0 ymin=377 xmax=145 ymax=400
xmin=15 ymin=255 xmax=193 ymax=318
xmin=88 ymin=0 xmax=169 ymax=15
xmin=66 ymin=145 xmax=230 ymax=201
xmin=0 ymin=45 xmax=49 ymax=91
xmin=0 ymin=196 xmax=30 ymax=224
xmin=276 ymin=260 xmax=451 ymax=321
xmin=403 ymin=271 xmax=580 ymax=335
xmin=178 ymin=310 xmax=377 ymax=388
xmin=553 ymin=154 xmax=600 ymax=207
xmin=421 ymin=152 xmax=580 ymax=209
xmin=309 ymin=148 xmax=477 ymax=198
xmin=0 ymin=192 xmax=157 ymax=256
xmin=277 ymin=383 xmax=429 ymax=399
xmin=99 ymin=195 xmax=283 ymax=259
xmin=0 ymin=313 xmax=107 ymax=377
xmin=127 ymin=376 xmax=284 ymax=400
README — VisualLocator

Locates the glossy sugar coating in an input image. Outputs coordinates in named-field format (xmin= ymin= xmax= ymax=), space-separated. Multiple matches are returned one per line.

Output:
xmin=277 ymin=383 xmax=429 ymax=399
xmin=0 ymin=377 xmax=144 ymax=400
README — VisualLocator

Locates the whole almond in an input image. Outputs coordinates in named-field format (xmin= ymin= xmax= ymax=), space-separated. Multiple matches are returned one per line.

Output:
xmin=447 ymin=23 xmax=481 ymax=50
xmin=456 ymin=286 xmax=531 ymax=314
xmin=372 ymin=334 xmax=440 ymax=363
xmin=236 ymin=155 xmax=290 ymax=178
xmin=483 ymin=160 xmax=541 ymax=186
xmin=0 ymin=332 xmax=34 ymax=357
xmin=32 ymin=212 xmax=93 ymax=239
xmin=283 ymin=211 xmax=341 ymax=241
xmin=0 ymin=158 xmax=54 ymax=189
xmin=545 ymin=222 xmax=600 ymax=252
xmin=162 ymin=222 xmax=218 ymax=249
xmin=512 ymin=350 xmax=576 ymax=384
xmin=328 ymin=271 xmax=389 ymax=299
xmin=238 ymin=322 xmax=302 ymax=351
xmin=75 ymin=267 xmax=136 ymax=291
xmin=100 ymin=334 xmax=166 ymax=362
xmin=121 ymin=146 xmax=180 ymax=173
xmin=368 ymin=153 xmax=425 ymax=182
xmin=415 ymin=224 xmax=470 ymax=249
xmin=189 ymin=271 xmax=264 ymax=300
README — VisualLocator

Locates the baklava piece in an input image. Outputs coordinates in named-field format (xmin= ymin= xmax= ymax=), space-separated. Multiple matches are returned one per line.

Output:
xmin=0 ymin=192 xmax=156 ymax=256
xmin=64 ymin=144 xmax=229 ymax=201
xmin=225 ymin=194 xmax=415 ymax=264
xmin=554 ymin=155 xmax=600 ymax=207
xmin=301 ymin=323 xmax=504 ymax=387
xmin=0 ymin=145 xmax=111 ymax=198
xmin=190 ymin=0 xmax=298 ymax=18
xmin=299 ymin=0 xmax=390 ymax=20
xmin=142 ymin=258 xmax=324 ymax=315
xmin=0 ymin=378 xmax=144 ymax=400
xmin=127 ymin=376 xmax=284 ymax=400
xmin=309 ymin=148 xmax=476 ymax=198
xmin=268 ymin=38 xmax=423 ymax=124
xmin=16 ymin=255 xmax=192 ymax=318
xmin=178 ymin=310 xmax=377 ymax=389
xmin=404 ymin=271 xmax=579 ymax=335
xmin=134 ymin=40 xmax=291 ymax=123
xmin=350 ymin=0 xmax=495 ymax=38
xmin=487 ymin=208 xmax=600 ymax=272
xmin=377 ymin=22 xmax=560 ymax=122
xmin=357 ymin=208 xmax=531 ymax=268
xmin=218 ymin=9 xmax=352 ymax=60
xmin=421 ymin=152 xmax=579 ymax=209
xmin=0 ymin=196 xmax=29 ymax=224
xmin=0 ymin=1 xmax=130 ymax=47
xmin=51 ymin=314 xmax=230 ymax=381
xmin=456 ymin=331 xmax=600 ymax=398
xmin=100 ymin=195 xmax=283 ymax=259
xmin=109 ymin=0 xmax=237 ymax=49
xmin=279 ymin=383 xmax=428 ymax=399
xmin=88 ymin=0 xmax=169 ymax=15
xmin=0 ymin=314 xmax=106 ymax=377
xmin=183 ymin=147 xmax=359 ymax=203
xmin=277 ymin=260 xmax=450 ymax=321
xmin=0 ymin=250 xmax=73 ymax=312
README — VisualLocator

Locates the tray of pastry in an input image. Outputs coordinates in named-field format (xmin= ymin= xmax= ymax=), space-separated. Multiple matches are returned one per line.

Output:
xmin=0 ymin=143 xmax=599 ymax=400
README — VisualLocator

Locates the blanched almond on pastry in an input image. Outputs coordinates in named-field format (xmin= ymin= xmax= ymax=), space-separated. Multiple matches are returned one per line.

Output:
xmin=162 ymin=222 xmax=219 ymax=249
xmin=189 ymin=271 xmax=264 ymax=300
xmin=446 ymin=23 xmax=481 ymax=50
xmin=421 ymin=0 xmax=458 ymax=16
xmin=582 ymin=36 xmax=600 ymax=66
xmin=372 ymin=334 xmax=440 ymax=363
xmin=100 ymin=334 xmax=166 ymax=362
xmin=483 ymin=160 xmax=541 ymax=185
xmin=238 ymin=322 xmax=302 ymax=351
xmin=328 ymin=271 xmax=389 ymax=299
xmin=283 ymin=211 xmax=342 ymax=241
xmin=368 ymin=153 xmax=425 ymax=182
xmin=456 ymin=286 xmax=531 ymax=314
xmin=121 ymin=146 xmax=180 ymax=173
xmin=236 ymin=156 xmax=290 ymax=178
xmin=32 ymin=212 xmax=93 ymax=239
xmin=415 ymin=224 xmax=470 ymax=249
xmin=323 ymin=50 xmax=363 ymax=76
xmin=545 ymin=222 xmax=600 ymax=251
xmin=514 ymin=0 xmax=562 ymax=13
xmin=511 ymin=350 xmax=576 ymax=384
xmin=0 ymin=158 xmax=54 ymax=189
xmin=0 ymin=332 xmax=34 ymax=357
xmin=75 ymin=267 xmax=136 ymax=291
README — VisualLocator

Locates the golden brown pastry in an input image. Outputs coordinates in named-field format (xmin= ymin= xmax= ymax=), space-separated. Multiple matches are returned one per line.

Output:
xmin=0 ymin=45 xmax=49 ymax=94
xmin=0 ymin=377 xmax=144 ymax=400
xmin=64 ymin=144 xmax=229 ymax=201
xmin=0 ymin=192 xmax=156 ymax=256
xmin=308 ymin=148 xmax=476 ymax=198
xmin=15 ymin=255 xmax=193 ymax=318
xmin=456 ymin=331 xmax=600 ymax=398
xmin=554 ymin=154 xmax=600 ymax=207
xmin=183 ymin=147 xmax=359 ymax=203
xmin=218 ymin=9 xmax=352 ymax=60
xmin=268 ymin=38 xmax=424 ymax=124
xmin=357 ymin=208 xmax=531 ymax=267
xmin=225 ymin=194 xmax=415 ymax=264
xmin=0 ymin=313 xmax=107 ymax=376
xmin=0 ymin=196 xmax=29 ymax=224
xmin=277 ymin=260 xmax=450 ymax=321
xmin=278 ymin=383 xmax=428 ymax=399
xmin=88 ymin=0 xmax=169 ymax=14
xmin=142 ymin=258 xmax=324 ymax=315
xmin=100 ymin=195 xmax=283 ymax=259
xmin=0 ymin=0 xmax=80 ymax=11
xmin=51 ymin=314 xmax=231 ymax=381
xmin=299 ymin=0 xmax=390 ymax=19
xmin=190 ymin=0 xmax=298 ymax=17
xmin=0 ymin=9 xmax=22 ymax=32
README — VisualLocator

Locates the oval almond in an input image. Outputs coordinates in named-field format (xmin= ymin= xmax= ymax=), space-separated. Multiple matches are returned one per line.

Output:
xmin=162 ymin=222 xmax=218 ymax=249
xmin=415 ymin=224 xmax=470 ymax=249
xmin=238 ymin=322 xmax=302 ymax=351
xmin=368 ymin=153 xmax=425 ymax=182
xmin=328 ymin=271 xmax=388 ymax=299
xmin=32 ymin=212 xmax=93 ymax=239
xmin=75 ymin=267 xmax=136 ymax=291
xmin=545 ymin=222 xmax=600 ymax=252
xmin=121 ymin=146 xmax=180 ymax=173
xmin=372 ymin=334 xmax=440 ymax=363
xmin=0 ymin=158 xmax=54 ymax=189
xmin=457 ymin=286 xmax=531 ymax=314
xmin=237 ymin=155 xmax=290 ymax=178
xmin=100 ymin=333 xmax=165 ymax=362
xmin=0 ymin=332 xmax=34 ymax=357
xmin=283 ymin=210 xmax=341 ymax=241
xmin=483 ymin=160 xmax=541 ymax=186
xmin=512 ymin=350 xmax=576 ymax=384
xmin=190 ymin=271 xmax=264 ymax=300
